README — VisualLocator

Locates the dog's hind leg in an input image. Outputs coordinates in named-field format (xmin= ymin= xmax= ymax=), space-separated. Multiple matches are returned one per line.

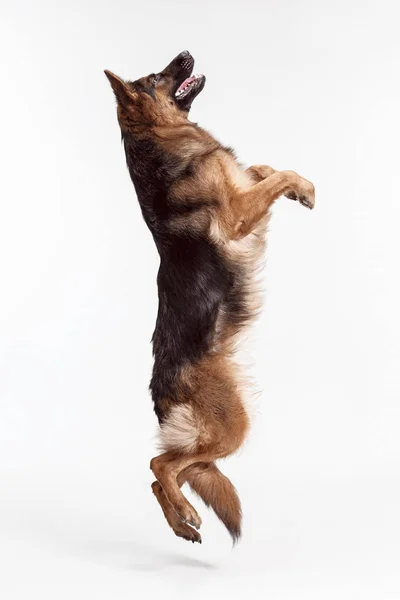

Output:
xmin=150 ymin=359 xmax=249 ymax=542
xmin=150 ymin=452 xmax=204 ymax=530
xmin=151 ymin=480 xmax=202 ymax=543
xmin=151 ymin=459 xmax=242 ymax=544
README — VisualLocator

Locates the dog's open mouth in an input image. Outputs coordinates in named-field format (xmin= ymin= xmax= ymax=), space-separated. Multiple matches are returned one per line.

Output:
xmin=175 ymin=74 xmax=205 ymax=99
xmin=165 ymin=51 xmax=206 ymax=109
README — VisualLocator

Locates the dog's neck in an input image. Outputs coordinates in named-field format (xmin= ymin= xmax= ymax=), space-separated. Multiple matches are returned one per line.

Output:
xmin=122 ymin=130 xmax=193 ymax=232
xmin=123 ymin=125 xmax=219 ymax=189
xmin=123 ymin=131 xmax=182 ymax=191
xmin=121 ymin=125 xmax=223 ymax=234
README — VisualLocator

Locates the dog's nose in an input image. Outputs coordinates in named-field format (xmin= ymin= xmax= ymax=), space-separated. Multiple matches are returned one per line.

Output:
xmin=179 ymin=50 xmax=191 ymax=58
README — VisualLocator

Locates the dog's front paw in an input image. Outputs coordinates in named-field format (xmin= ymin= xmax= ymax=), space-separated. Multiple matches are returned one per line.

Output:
xmin=298 ymin=193 xmax=315 ymax=209
xmin=286 ymin=182 xmax=315 ymax=210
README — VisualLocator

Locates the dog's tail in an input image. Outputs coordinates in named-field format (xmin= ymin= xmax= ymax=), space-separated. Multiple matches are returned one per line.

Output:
xmin=182 ymin=462 xmax=242 ymax=543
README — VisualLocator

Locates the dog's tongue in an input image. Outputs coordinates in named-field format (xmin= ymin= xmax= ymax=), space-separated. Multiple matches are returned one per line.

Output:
xmin=176 ymin=76 xmax=196 ymax=93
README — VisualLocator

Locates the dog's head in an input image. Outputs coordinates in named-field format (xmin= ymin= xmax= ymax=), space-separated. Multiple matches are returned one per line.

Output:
xmin=105 ymin=51 xmax=206 ymax=129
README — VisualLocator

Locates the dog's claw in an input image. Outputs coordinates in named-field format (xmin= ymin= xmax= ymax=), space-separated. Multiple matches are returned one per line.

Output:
xmin=286 ymin=190 xmax=314 ymax=209
xmin=285 ymin=170 xmax=315 ymax=210
xmin=174 ymin=522 xmax=202 ymax=544
xmin=299 ymin=195 xmax=314 ymax=209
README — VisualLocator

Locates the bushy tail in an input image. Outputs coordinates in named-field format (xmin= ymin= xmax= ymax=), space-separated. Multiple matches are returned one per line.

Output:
xmin=184 ymin=462 xmax=242 ymax=543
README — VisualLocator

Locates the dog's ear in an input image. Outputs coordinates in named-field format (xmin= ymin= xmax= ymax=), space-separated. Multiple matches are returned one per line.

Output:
xmin=104 ymin=70 xmax=137 ymax=105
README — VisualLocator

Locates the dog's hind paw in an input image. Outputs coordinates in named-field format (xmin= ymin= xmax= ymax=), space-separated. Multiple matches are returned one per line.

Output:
xmin=174 ymin=522 xmax=202 ymax=544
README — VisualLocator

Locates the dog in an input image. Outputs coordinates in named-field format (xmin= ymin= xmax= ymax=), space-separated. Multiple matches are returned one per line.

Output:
xmin=105 ymin=51 xmax=315 ymax=545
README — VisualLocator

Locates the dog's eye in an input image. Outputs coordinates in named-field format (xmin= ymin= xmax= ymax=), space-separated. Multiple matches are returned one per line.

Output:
xmin=152 ymin=74 xmax=161 ymax=86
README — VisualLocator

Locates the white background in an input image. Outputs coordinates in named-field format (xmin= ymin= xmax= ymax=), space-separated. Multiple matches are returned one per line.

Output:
xmin=1 ymin=0 xmax=399 ymax=598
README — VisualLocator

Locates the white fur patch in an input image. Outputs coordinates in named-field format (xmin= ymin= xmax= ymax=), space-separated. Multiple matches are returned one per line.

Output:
xmin=223 ymin=159 xmax=254 ymax=192
xmin=158 ymin=404 xmax=200 ymax=453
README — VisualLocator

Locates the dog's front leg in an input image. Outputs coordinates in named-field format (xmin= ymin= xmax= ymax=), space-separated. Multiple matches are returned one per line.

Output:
xmin=245 ymin=164 xmax=276 ymax=182
xmin=231 ymin=170 xmax=315 ymax=239
xmin=246 ymin=165 xmax=310 ymax=203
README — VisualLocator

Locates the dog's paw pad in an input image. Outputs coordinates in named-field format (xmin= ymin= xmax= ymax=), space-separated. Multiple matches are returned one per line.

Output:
xmin=286 ymin=191 xmax=298 ymax=201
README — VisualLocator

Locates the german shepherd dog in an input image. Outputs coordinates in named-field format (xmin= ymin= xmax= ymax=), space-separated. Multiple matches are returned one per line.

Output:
xmin=105 ymin=51 xmax=315 ymax=545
